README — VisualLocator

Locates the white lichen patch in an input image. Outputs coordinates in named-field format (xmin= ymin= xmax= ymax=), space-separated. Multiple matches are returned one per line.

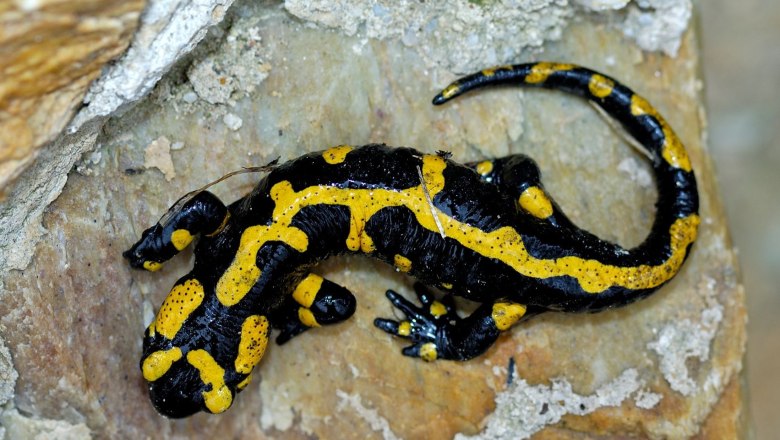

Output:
xmin=143 ymin=136 xmax=176 ymax=182
xmin=0 ymin=339 xmax=17 ymax=406
xmin=633 ymin=388 xmax=662 ymax=409
xmin=0 ymin=408 xmax=91 ymax=440
xmin=336 ymin=390 xmax=400 ymax=440
xmin=619 ymin=0 xmax=692 ymax=56
xmin=223 ymin=113 xmax=244 ymax=131
xmin=284 ymin=0 xmax=573 ymax=74
xmin=574 ymin=0 xmax=630 ymax=11
xmin=457 ymin=369 xmax=643 ymax=439
xmin=648 ymin=276 xmax=724 ymax=396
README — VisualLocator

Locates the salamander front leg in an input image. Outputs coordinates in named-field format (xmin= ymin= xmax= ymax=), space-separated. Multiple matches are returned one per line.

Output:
xmin=124 ymin=191 xmax=229 ymax=272
xmin=374 ymin=283 xmax=533 ymax=361
xmin=271 ymin=274 xmax=357 ymax=345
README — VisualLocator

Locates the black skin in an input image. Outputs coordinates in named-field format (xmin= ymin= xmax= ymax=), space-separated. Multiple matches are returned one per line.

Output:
xmin=124 ymin=63 xmax=699 ymax=417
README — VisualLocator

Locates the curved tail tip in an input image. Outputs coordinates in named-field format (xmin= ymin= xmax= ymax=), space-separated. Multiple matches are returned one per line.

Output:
xmin=432 ymin=94 xmax=447 ymax=106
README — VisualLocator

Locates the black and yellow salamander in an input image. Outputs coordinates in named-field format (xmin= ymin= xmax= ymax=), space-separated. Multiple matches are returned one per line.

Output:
xmin=124 ymin=62 xmax=699 ymax=418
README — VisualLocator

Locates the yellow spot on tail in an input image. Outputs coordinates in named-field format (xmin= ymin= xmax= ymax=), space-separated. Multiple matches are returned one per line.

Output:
xmin=143 ymin=261 xmax=162 ymax=272
xmin=429 ymin=301 xmax=447 ymax=318
xmin=398 ymin=321 xmax=411 ymax=336
xmin=525 ymin=62 xmax=575 ymax=84
xmin=171 ymin=229 xmax=193 ymax=251
xmin=491 ymin=302 xmax=527 ymax=331
xmin=237 ymin=372 xmax=253 ymax=390
xmin=518 ymin=186 xmax=554 ymax=219
xmin=323 ymin=145 xmax=353 ymax=164
xmin=441 ymin=83 xmax=460 ymax=99
xmin=292 ymin=274 xmax=323 ymax=307
xmin=441 ymin=283 xmax=453 ymax=290
xmin=480 ymin=65 xmax=513 ymax=77
xmin=630 ymin=94 xmax=692 ymax=172
xmin=149 ymin=278 xmax=204 ymax=340
xmin=420 ymin=343 xmax=438 ymax=362
xmin=394 ymin=254 xmax=412 ymax=273
xmin=588 ymin=74 xmax=615 ymax=99
xmin=476 ymin=160 xmax=494 ymax=176
xmin=298 ymin=307 xmax=320 ymax=327
xmin=142 ymin=347 xmax=182 ymax=382
xmin=187 ymin=349 xmax=233 ymax=414
xmin=235 ymin=315 xmax=269 ymax=374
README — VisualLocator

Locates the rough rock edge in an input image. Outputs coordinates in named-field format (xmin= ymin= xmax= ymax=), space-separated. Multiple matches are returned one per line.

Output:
xmin=282 ymin=0 xmax=692 ymax=73
xmin=0 ymin=0 xmax=236 ymax=431
xmin=69 ymin=0 xmax=237 ymax=130
xmin=0 ymin=408 xmax=91 ymax=440
xmin=0 ymin=337 xmax=17 ymax=407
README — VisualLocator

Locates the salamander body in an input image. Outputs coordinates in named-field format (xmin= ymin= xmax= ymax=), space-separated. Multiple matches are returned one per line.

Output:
xmin=124 ymin=62 xmax=699 ymax=417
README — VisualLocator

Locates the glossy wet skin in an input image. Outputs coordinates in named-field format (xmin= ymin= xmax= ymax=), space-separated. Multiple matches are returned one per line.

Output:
xmin=124 ymin=62 xmax=698 ymax=417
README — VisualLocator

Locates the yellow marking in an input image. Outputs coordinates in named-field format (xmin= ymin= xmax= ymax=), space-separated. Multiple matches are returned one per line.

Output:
xmin=171 ymin=229 xmax=193 ymax=251
xmin=525 ymin=62 xmax=575 ymax=84
xmin=143 ymin=261 xmax=162 ymax=272
xmin=518 ymin=186 xmax=554 ymax=219
xmin=206 ymin=212 xmax=231 ymax=237
xmin=298 ymin=307 xmax=320 ymax=327
xmin=142 ymin=347 xmax=182 ymax=382
xmin=218 ymin=153 xmax=695 ymax=297
xmin=237 ymin=372 xmax=253 ymax=390
xmin=476 ymin=160 xmax=494 ymax=176
xmin=420 ymin=343 xmax=438 ymax=362
xmin=235 ymin=315 xmax=269 ymax=375
xmin=441 ymin=283 xmax=453 ymax=290
xmin=187 ymin=349 xmax=233 ymax=414
xmin=480 ymin=65 xmax=512 ymax=77
xmin=588 ymin=74 xmax=614 ymax=99
xmin=630 ymin=94 xmax=692 ymax=172
xmin=394 ymin=254 xmax=412 ymax=273
xmin=398 ymin=321 xmax=411 ymax=337
xmin=492 ymin=302 xmax=527 ymax=331
xmin=292 ymin=274 xmax=323 ymax=307
xmin=441 ymin=83 xmax=461 ymax=99
xmin=323 ymin=145 xmax=353 ymax=164
xmin=149 ymin=278 xmax=205 ymax=340
xmin=360 ymin=232 xmax=376 ymax=253
xmin=216 ymin=221 xmax=308 ymax=307
xmin=429 ymin=301 xmax=447 ymax=318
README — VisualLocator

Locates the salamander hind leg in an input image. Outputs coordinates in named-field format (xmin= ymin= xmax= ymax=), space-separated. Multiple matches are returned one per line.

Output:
xmin=272 ymin=274 xmax=357 ymax=345
xmin=471 ymin=154 xmax=574 ymax=229
xmin=374 ymin=283 xmax=532 ymax=361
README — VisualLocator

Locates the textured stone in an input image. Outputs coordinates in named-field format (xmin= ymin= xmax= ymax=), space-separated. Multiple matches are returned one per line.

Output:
xmin=0 ymin=1 xmax=745 ymax=439
xmin=0 ymin=0 xmax=145 ymax=193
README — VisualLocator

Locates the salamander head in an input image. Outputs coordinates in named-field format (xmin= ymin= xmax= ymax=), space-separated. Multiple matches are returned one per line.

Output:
xmin=123 ymin=224 xmax=169 ymax=272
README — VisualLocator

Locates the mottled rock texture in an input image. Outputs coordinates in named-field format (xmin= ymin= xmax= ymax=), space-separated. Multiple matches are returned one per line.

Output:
xmin=0 ymin=0 xmax=145 ymax=193
xmin=0 ymin=1 xmax=746 ymax=439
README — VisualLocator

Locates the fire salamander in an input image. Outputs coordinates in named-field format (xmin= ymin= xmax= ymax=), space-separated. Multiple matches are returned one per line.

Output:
xmin=124 ymin=62 xmax=699 ymax=418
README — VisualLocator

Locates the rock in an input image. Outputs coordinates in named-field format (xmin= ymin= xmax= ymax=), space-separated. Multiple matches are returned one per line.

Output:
xmin=0 ymin=0 xmax=146 ymax=193
xmin=0 ymin=1 xmax=746 ymax=439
